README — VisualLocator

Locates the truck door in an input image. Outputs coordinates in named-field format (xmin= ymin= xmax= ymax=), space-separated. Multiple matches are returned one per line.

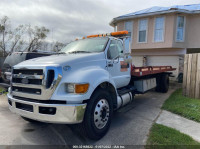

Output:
xmin=107 ymin=39 xmax=131 ymax=88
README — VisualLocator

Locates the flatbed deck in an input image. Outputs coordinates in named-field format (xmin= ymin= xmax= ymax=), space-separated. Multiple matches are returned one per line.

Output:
xmin=131 ymin=66 xmax=176 ymax=77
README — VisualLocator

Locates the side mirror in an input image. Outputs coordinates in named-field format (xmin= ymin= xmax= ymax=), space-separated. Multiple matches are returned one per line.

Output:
xmin=123 ymin=37 xmax=131 ymax=55
xmin=123 ymin=37 xmax=132 ymax=64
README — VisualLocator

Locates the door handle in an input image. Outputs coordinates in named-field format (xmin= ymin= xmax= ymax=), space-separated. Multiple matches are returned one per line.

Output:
xmin=108 ymin=64 xmax=113 ymax=67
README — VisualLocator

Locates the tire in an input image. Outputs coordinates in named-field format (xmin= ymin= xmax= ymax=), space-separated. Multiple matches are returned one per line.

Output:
xmin=21 ymin=116 xmax=41 ymax=123
xmin=155 ymin=75 xmax=161 ymax=92
xmin=160 ymin=74 xmax=169 ymax=93
xmin=80 ymin=88 xmax=113 ymax=140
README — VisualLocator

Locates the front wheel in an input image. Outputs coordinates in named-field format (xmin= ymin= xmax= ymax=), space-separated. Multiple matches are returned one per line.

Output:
xmin=81 ymin=88 xmax=113 ymax=140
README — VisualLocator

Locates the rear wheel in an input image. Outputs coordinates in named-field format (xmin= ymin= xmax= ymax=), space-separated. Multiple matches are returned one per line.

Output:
xmin=80 ymin=88 xmax=113 ymax=140
xmin=155 ymin=75 xmax=161 ymax=92
xmin=156 ymin=74 xmax=169 ymax=93
xmin=160 ymin=74 xmax=169 ymax=93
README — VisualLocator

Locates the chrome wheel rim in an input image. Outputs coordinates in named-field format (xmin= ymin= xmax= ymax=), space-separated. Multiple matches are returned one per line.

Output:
xmin=94 ymin=99 xmax=110 ymax=129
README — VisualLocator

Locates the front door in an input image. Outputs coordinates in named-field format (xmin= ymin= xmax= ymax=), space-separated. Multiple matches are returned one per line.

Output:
xmin=107 ymin=39 xmax=131 ymax=88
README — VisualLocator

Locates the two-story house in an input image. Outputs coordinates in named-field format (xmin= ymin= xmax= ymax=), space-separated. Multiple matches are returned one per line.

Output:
xmin=110 ymin=4 xmax=200 ymax=79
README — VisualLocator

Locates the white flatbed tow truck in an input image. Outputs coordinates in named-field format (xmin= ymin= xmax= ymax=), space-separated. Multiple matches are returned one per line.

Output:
xmin=7 ymin=31 xmax=175 ymax=140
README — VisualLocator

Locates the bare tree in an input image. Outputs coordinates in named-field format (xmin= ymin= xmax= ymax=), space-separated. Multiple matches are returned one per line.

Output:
xmin=39 ymin=41 xmax=50 ymax=51
xmin=53 ymin=41 xmax=66 ymax=52
xmin=9 ymin=24 xmax=27 ymax=53
xmin=0 ymin=16 xmax=53 ymax=55
xmin=26 ymin=25 xmax=50 ymax=52
xmin=0 ymin=17 xmax=27 ymax=54
xmin=0 ymin=16 xmax=12 ymax=56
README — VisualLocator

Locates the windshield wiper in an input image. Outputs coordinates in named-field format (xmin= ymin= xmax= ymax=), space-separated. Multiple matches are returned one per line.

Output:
xmin=68 ymin=51 xmax=91 ymax=54
xmin=57 ymin=52 xmax=66 ymax=55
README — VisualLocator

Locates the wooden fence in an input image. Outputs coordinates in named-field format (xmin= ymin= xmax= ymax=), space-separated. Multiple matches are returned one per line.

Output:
xmin=183 ymin=53 xmax=200 ymax=99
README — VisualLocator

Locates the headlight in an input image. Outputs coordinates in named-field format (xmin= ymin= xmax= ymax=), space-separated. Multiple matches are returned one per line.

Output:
xmin=65 ymin=83 xmax=89 ymax=94
xmin=65 ymin=83 xmax=75 ymax=93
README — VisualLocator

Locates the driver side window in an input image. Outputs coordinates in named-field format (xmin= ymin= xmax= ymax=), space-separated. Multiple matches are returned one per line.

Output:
xmin=107 ymin=40 xmax=123 ymax=59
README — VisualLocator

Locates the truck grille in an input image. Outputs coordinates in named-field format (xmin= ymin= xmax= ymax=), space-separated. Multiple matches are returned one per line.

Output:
xmin=11 ymin=67 xmax=62 ymax=100
xmin=13 ymin=69 xmax=43 ymax=75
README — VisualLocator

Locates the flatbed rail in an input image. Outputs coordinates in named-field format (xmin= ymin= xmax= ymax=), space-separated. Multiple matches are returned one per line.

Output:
xmin=131 ymin=66 xmax=176 ymax=77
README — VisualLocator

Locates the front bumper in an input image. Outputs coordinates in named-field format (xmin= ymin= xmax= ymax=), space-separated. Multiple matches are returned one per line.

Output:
xmin=7 ymin=93 xmax=87 ymax=124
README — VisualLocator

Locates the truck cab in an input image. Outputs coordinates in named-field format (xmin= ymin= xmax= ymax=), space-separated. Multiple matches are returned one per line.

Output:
xmin=7 ymin=31 xmax=172 ymax=140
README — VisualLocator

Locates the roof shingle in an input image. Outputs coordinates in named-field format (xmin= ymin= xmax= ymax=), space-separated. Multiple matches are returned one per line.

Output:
xmin=119 ymin=4 xmax=200 ymax=18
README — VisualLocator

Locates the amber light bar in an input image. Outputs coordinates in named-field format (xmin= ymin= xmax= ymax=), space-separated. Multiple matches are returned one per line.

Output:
xmin=86 ymin=30 xmax=128 ymax=39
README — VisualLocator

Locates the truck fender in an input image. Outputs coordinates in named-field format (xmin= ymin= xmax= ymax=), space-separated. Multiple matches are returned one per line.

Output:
xmin=74 ymin=68 xmax=118 ymax=109
xmin=73 ymin=68 xmax=117 ymax=98
xmin=55 ymin=67 xmax=117 ymax=102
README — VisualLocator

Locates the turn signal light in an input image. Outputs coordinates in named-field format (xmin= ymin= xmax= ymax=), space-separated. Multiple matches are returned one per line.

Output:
xmin=65 ymin=83 xmax=89 ymax=94
xmin=75 ymin=84 xmax=89 ymax=94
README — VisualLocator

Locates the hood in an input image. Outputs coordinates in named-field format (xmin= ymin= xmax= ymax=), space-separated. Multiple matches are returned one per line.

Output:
xmin=15 ymin=52 xmax=105 ymax=67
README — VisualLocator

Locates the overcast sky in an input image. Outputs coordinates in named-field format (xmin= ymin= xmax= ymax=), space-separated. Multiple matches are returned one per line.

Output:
xmin=0 ymin=0 xmax=200 ymax=43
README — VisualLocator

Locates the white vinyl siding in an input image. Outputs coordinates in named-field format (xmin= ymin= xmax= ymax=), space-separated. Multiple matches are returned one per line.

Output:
xmin=176 ymin=16 xmax=185 ymax=42
xmin=138 ymin=19 xmax=148 ymax=43
xmin=154 ymin=17 xmax=165 ymax=42
xmin=132 ymin=56 xmax=143 ymax=67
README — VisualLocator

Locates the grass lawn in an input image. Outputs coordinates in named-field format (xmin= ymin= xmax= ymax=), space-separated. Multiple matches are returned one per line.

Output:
xmin=0 ymin=87 xmax=7 ymax=95
xmin=0 ymin=87 xmax=5 ymax=92
xmin=146 ymin=123 xmax=200 ymax=145
xmin=162 ymin=88 xmax=200 ymax=123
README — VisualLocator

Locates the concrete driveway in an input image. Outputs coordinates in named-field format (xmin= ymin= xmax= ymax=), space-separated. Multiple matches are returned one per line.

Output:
xmin=0 ymin=83 xmax=180 ymax=145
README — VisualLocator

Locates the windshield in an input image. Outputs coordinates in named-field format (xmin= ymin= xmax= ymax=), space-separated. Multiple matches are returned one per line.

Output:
xmin=61 ymin=37 xmax=108 ymax=53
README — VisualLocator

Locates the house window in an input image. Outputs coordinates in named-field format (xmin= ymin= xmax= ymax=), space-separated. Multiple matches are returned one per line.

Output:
xmin=138 ymin=19 xmax=148 ymax=43
xmin=176 ymin=16 xmax=185 ymax=42
xmin=125 ymin=21 xmax=133 ymax=38
xmin=154 ymin=17 xmax=165 ymax=42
